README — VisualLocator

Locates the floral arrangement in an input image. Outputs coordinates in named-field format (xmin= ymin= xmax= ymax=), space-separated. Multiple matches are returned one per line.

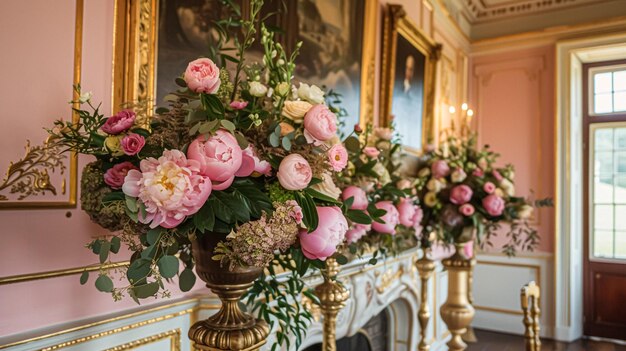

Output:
xmin=414 ymin=134 xmax=551 ymax=255
xmin=47 ymin=1 xmax=384 ymax=348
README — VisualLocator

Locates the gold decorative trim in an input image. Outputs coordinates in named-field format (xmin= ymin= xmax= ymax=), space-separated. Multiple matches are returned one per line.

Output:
xmin=0 ymin=299 xmax=198 ymax=350
xmin=0 ymin=0 xmax=81 ymax=208
xmin=376 ymin=266 xmax=405 ymax=294
xmin=0 ymin=260 xmax=129 ymax=286
xmin=358 ymin=0 xmax=378 ymax=128
xmin=380 ymin=4 xmax=441 ymax=154
xmin=104 ymin=329 xmax=181 ymax=351
xmin=473 ymin=304 xmax=524 ymax=316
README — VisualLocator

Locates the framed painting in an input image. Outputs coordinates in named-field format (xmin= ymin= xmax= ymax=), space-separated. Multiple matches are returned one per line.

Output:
xmin=380 ymin=4 xmax=441 ymax=154
xmin=112 ymin=0 xmax=376 ymax=133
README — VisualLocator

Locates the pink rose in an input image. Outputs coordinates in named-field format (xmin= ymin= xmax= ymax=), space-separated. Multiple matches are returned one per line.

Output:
xmin=277 ymin=154 xmax=312 ymax=190
xmin=492 ymin=170 xmax=504 ymax=182
xmin=354 ymin=124 xmax=363 ymax=134
xmin=463 ymin=241 xmax=474 ymax=258
xmin=341 ymin=186 xmax=368 ymax=210
xmin=235 ymin=145 xmax=272 ymax=178
xmin=328 ymin=144 xmax=348 ymax=171
xmin=298 ymin=206 xmax=348 ymax=260
xmin=431 ymin=160 xmax=450 ymax=179
xmin=412 ymin=206 xmax=424 ymax=230
xmin=396 ymin=198 xmax=419 ymax=227
xmin=346 ymin=223 xmax=370 ymax=244
xmin=229 ymin=101 xmax=248 ymax=110
xmin=122 ymin=150 xmax=212 ymax=228
xmin=483 ymin=181 xmax=496 ymax=194
xmin=120 ymin=133 xmax=145 ymax=156
xmin=482 ymin=194 xmax=505 ymax=217
xmin=303 ymin=104 xmax=337 ymax=143
xmin=286 ymin=200 xmax=303 ymax=224
xmin=450 ymin=185 xmax=473 ymax=205
xmin=363 ymin=146 xmax=380 ymax=158
xmin=187 ymin=129 xmax=243 ymax=190
xmin=371 ymin=201 xmax=400 ymax=235
xmin=459 ymin=203 xmax=475 ymax=216
xmin=473 ymin=168 xmax=484 ymax=177
xmin=104 ymin=162 xmax=137 ymax=189
xmin=101 ymin=110 xmax=136 ymax=135
xmin=184 ymin=58 xmax=221 ymax=94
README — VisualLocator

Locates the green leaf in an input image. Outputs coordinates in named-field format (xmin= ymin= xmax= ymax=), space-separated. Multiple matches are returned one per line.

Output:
xmin=335 ymin=254 xmax=348 ymax=265
xmin=163 ymin=94 xmax=178 ymax=102
xmin=179 ymin=268 xmax=196 ymax=292
xmin=110 ymin=236 xmax=121 ymax=254
xmin=344 ymin=136 xmax=361 ymax=153
xmin=95 ymin=275 xmax=114 ymax=292
xmin=193 ymin=203 xmax=216 ymax=232
xmin=220 ymin=119 xmax=236 ymax=132
xmin=281 ymin=137 xmax=292 ymax=151
xmin=175 ymin=77 xmax=187 ymax=87
xmin=91 ymin=239 xmax=102 ymax=254
xmin=80 ymin=270 xmax=89 ymax=285
xmin=304 ymin=188 xmax=341 ymax=204
xmin=158 ymin=255 xmax=179 ymax=278
xmin=347 ymin=209 xmax=372 ymax=225
xmin=125 ymin=196 xmax=138 ymax=213
xmin=155 ymin=107 xmax=170 ymax=114
xmin=102 ymin=191 xmax=125 ymax=204
xmin=127 ymin=258 xmax=152 ymax=284
xmin=269 ymin=133 xmax=280 ymax=147
xmin=133 ymin=282 xmax=159 ymax=298
xmin=295 ymin=193 xmax=318 ymax=232
xmin=99 ymin=241 xmax=111 ymax=263
xmin=146 ymin=228 xmax=163 ymax=245
xmin=235 ymin=132 xmax=249 ymax=149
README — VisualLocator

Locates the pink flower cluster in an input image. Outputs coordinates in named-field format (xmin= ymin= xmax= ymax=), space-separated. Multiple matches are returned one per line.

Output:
xmin=299 ymin=206 xmax=348 ymax=260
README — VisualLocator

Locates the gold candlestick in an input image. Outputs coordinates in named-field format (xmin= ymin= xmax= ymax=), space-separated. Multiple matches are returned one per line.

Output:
xmin=416 ymin=254 xmax=436 ymax=351
xmin=462 ymin=255 xmax=478 ymax=343
xmin=440 ymin=244 xmax=475 ymax=351
xmin=315 ymin=258 xmax=350 ymax=351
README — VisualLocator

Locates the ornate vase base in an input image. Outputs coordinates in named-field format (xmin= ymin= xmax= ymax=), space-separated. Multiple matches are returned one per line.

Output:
xmin=189 ymin=316 xmax=269 ymax=351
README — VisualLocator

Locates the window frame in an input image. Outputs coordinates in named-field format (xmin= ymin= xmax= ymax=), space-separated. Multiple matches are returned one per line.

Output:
xmin=588 ymin=63 xmax=626 ymax=117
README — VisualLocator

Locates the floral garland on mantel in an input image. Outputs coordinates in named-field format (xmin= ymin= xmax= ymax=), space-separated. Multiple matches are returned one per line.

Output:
xmin=40 ymin=1 xmax=549 ymax=349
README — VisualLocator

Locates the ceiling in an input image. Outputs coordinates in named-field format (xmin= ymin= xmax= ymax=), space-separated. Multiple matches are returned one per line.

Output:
xmin=440 ymin=0 xmax=626 ymax=40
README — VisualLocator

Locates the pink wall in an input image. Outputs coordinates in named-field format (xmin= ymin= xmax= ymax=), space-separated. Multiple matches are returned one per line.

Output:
xmin=470 ymin=45 xmax=556 ymax=253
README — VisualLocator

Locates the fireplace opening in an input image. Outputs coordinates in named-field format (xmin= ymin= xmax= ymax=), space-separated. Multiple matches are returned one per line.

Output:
xmin=303 ymin=309 xmax=389 ymax=351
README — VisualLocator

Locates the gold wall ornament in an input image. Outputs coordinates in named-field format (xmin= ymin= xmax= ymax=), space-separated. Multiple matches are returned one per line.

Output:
xmin=375 ymin=265 xmax=405 ymax=294
xmin=416 ymin=254 xmax=435 ymax=351
xmin=189 ymin=234 xmax=269 ymax=351
xmin=315 ymin=258 xmax=350 ymax=351
xmin=440 ymin=244 xmax=475 ymax=351
xmin=380 ymin=4 xmax=441 ymax=154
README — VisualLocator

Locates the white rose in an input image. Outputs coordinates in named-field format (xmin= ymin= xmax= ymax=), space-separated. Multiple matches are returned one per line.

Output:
xmin=282 ymin=100 xmax=312 ymax=123
xmin=249 ymin=81 xmax=268 ymax=97
xmin=499 ymin=179 xmax=515 ymax=197
xmin=418 ymin=168 xmax=431 ymax=178
xmin=373 ymin=162 xmax=391 ymax=185
xmin=79 ymin=91 xmax=93 ymax=103
xmin=311 ymin=172 xmax=342 ymax=200
xmin=427 ymin=178 xmax=445 ymax=193
xmin=298 ymin=83 xmax=325 ymax=104
xmin=517 ymin=204 xmax=534 ymax=219
xmin=451 ymin=168 xmax=467 ymax=183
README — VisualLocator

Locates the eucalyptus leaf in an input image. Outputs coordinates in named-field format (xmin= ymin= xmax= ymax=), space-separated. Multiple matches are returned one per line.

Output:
xmin=95 ymin=275 xmax=114 ymax=292
xmin=344 ymin=136 xmax=361 ymax=153
xmin=220 ymin=119 xmax=236 ymax=132
xmin=99 ymin=241 xmax=111 ymax=263
xmin=133 ymin=282 xmax=159 ymax=299
xmin=80 ymin=271 xmax=89 ymax=285
xmin=281 ymin=137 xmax=291 ymax=151
xmin=269 ymin=133 xmax=280 ymax=147
xmin=179 ymin=268 xmax=196 ymax=292
xmin=110 ymin=236 xmax=121 ymax=254
xmin=157 ymin=255 xmax=179 ymax=278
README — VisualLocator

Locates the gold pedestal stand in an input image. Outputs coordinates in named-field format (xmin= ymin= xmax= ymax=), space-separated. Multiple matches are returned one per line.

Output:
xmin=315 ymin=258 xmax=350 ymax=351
xmin=440 ymin=245 xmax=475 ymax=351
xmin=416 ymin=255 xmax=436 ymax=351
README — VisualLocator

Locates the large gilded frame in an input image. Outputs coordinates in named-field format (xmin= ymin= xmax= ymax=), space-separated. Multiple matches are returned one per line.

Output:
xmin=380 ymin=4 xmax=441 ymax=154
xmin=111 ymin=0 xmax=377 ymax=127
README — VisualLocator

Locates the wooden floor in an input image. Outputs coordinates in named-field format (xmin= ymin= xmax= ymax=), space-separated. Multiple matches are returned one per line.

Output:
xmin=467 ymin=329 xmax=626 ymax=351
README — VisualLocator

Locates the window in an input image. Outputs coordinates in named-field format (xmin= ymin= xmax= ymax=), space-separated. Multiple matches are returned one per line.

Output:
xmin=590 ymin=124 xmax=626 ymax=259
xmin=590 ymin=65 xmax=626 ymax=115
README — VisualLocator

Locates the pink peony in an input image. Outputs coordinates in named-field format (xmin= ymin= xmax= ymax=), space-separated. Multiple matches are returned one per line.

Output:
xmin=413 ymin=206 xmax=424 ymax=229
xmin=396 ymin=198 xmax=419 ymax=227
xmin=459 ymin=203 xmax=475 ymax=216
xmin=473 ymin=168 xmax=484 ymax=177
xmin=298 ymin=206 xmax=348 ymax=260
xmin=431 ymin=160 xmax=450 ymax=178
xmin=235 ymin=145 xmax=272 ymax=178
xmin=122 ymin=150 xmax=212 ymax=228
xmin=303 ymin=104 xmax=337 ymax=143
xmin=371 ymin=201 xmax=400 ymax=235
xmin=101 ymin=110 xmax=136 ymax=135
xmin=184 ymin=58 xmax=221 ymax=94
xmin=482 ymin=194 xmax=505 ymax=217
xmin=483 ymin=181 xmax=496 ymax=194
xmin=121 ymin=133 xmax=145 ymax=156
xmin=450 ymin=185 xmax=473 ymax=205
xmin=492 ymin=170 xmax=504 ymax=182
xmin=346 ymin=223 xmax=370 ymax=244
xmin=277 ymin=154 xmax=312 ymax=190
xmin=341 ymin=186 xmax=368 ymax=210
xmin=104 ymin=162 xmax=137 ymax=189
xmin=363 ymin=146 xmax=380 ymax=158
xmin=187 ymin=130 xmax=243 ymax=190
xmin=328 ymin=144 xmax=348 ymax=171
xmin=229 ymin=100 xmax=248 ymax=110
xmin=286 ymin=199 xmax=303 ymax=224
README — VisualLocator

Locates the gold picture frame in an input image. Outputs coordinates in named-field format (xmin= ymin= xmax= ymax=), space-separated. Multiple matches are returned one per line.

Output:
xmin=0 ymin=0 xmax=82 ymax=209
xmin=380 ymin=4 xmax=441 ymax=154
xmin=112 ymin=0 xmax=377 ymax=129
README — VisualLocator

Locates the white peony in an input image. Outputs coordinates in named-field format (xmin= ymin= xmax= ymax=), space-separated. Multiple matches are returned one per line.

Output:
xmin=499 ymin=179 xmax=515 ymax=197
xmin=298 ymin=83 xmax=325 ymax=104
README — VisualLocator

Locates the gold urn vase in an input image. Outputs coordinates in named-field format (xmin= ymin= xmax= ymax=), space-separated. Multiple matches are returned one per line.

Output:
xmin=189 ymin=234 xmax=270 ymax=351
xmin=440 ymin=243 xmax=475 ymax=351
